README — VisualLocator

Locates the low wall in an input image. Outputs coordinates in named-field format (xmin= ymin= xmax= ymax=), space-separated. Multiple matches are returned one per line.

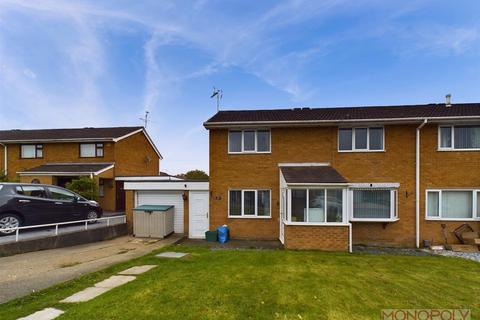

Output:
xmin=284 ymin=224 xmax=350 ymax=251
xmin=0 ymin=224 xmax=127 ymax=257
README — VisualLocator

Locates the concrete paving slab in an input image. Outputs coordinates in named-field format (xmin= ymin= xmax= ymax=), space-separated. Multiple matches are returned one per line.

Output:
xmin=61 ymin=287 xmax=111 ymax=303
xmin=0 ymin=234 xmax=183 ymax=304
xmin=155 ymin=252 xmax=188 ymax=258
xmin=118 ymin=265 xmax=157 ymax=275
xmin=94 ymin=275 xmax=136 ymax=288
xmin=18 ymin=307 xmax=65 ymax=319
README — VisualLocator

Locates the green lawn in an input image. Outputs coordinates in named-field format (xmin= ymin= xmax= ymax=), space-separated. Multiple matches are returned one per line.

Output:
xmin=1 ymin=245 xmax=479 ymax=320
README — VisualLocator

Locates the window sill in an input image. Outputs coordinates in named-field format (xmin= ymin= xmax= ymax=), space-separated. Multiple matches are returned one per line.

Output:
xmin=437 ymin=148 xmax=480 ymax=152
xmin=425 ymin=217 xmax=480 ymax=222
xmin=338 ymin=150 xmax=385 ymax=153
xmin=284 ymin=222 xmax=348 ymax=227
xmin=228 ymin=151 xmax=271 ymax=155
xmin=228 ymin=215 xmax=271 ymax=219
xmin=350 ymin=218 xmax=399 ymax=222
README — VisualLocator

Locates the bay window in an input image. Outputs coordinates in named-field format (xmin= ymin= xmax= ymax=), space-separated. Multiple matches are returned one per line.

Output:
xmin=228 ymin=129 xmax=271 ymax=153
xmin=350 ymin=189 xmax=397 ymax=221
xmin=289 ymin=188 xmax=344 ymax=223
xmin=228 ymin=189 xmax=271 ymax=218
xmin=439 ymin=125 xmax=480 ymax=150
xmin=338 ymin=127 xmax=384 ymax=151
xmin=426 ymin=189 xmax=480 ymax=220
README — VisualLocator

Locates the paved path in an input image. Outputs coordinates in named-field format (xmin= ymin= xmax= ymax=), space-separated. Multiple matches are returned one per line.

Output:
xmin=0 ymin=234 xmax=182 ymax=304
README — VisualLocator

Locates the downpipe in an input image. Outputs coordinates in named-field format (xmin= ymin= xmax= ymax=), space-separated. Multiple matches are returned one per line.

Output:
xmin=415 ymin=119 xmax=427 ymax=248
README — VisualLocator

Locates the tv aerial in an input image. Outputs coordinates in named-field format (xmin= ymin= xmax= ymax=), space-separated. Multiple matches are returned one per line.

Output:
xmin=210 ymin=87 xmax=223 ymax=111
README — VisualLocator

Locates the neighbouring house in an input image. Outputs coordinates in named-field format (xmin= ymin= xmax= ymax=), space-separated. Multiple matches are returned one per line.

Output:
xmin=204 ymin=102 xmax=480 ymax=251
xmin=0 ymin=126 xmax=162 ymax=212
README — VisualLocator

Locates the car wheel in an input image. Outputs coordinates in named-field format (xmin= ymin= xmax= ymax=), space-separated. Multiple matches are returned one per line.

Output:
xmin=87 ymin=211 xmax=99 ymax=224
xmin=0 ymin=214 xmax=21 ymax=235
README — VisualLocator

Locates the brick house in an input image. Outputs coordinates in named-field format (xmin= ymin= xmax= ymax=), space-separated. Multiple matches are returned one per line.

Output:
xmin=204 ymin=103 xmax=480 ymax=251
xmin=0 ymin=127 xmax=162 ymax=212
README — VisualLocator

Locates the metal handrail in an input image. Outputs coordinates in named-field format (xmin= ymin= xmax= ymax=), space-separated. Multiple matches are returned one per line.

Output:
xmin=1 ymin=215 xmax=127 ymax=242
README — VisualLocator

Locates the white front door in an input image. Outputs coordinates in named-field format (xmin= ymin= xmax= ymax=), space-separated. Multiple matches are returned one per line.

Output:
xmin=189 ymin=191 xmax=209 ymax=239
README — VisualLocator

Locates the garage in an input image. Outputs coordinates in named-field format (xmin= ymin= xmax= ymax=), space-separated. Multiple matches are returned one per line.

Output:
xmin=136 ymin=191 xmax=184 ymax=233
xmin=122 ymin=179 xmax=209 ymax=239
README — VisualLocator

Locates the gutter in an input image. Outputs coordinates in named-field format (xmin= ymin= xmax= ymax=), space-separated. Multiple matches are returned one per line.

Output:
xmin=0 ymin=143 xmax=6 ymax=176
xmin=203 ymin=115 xmax=480 ymax=129
xmin=415 ymin=119 xmax=428 ymax=248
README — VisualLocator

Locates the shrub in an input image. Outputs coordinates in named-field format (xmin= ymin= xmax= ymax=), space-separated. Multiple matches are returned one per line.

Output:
xmin=66 ymin=176 xmax=98 ymax=200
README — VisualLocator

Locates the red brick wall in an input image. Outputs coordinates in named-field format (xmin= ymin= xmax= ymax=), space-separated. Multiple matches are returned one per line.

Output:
xmin=284 ymin=225 xmax=349 ymax=251
xmin=209 ymin=123 xmax=480 ymax=247
xmin=419 ymin=124 xmax=480 ymax=245
xmin=209 ymin=125 xmax=416 ymax=244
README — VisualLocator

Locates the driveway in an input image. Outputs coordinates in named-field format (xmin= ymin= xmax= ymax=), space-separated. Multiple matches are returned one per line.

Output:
xmin=0 ymin=234 xmax=182 ymax=303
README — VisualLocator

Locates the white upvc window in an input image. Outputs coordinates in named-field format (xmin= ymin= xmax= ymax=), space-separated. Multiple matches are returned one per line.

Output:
xmin=338 ymin=127 xmax=384 ymax=152
xmin=349 ymin=188 xmax=398 ymax=222
xmin=426 ymin=189 xmax=480 ymax=221
xmin=80 ymin=143 xmax=104 ymax=158
xmin=228 ymin=189 xmax=271 ymax=218
xmin=438 ymin=125 xmax=480 ymax=150
xmin=21 ymin=144 xmax=43 ymax=159
xmin=228 ymin=130 xmax=271 ymax=154
xmin=287 ymin=187 xmax=347 ymax=224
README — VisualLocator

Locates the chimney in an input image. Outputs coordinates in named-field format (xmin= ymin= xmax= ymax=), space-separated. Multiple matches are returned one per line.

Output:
xmin=445 ymin=94 xmax=452 ymax=107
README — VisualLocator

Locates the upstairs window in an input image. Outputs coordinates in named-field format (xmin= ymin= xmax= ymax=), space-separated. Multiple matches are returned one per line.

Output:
xmin=20 ymin=144 xmax=43 ymax=159
xmin=80 ymin=143 xmax=104 ymax=157
xmin=439 ymin=125 xmax=480 ymax=150
xmin=338 ymin=127 xmax=384 ymax=151
xmin=228 ymin=130 xmax=271 ymax=153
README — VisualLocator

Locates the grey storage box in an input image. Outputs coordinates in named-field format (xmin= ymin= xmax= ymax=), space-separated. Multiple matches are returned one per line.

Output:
xmin=133 ymin=205 xmax=175 ymax=238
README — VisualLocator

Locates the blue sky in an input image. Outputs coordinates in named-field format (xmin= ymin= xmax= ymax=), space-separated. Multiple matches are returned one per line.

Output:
xmin=1 ymin=1 xmax=480 ymax=174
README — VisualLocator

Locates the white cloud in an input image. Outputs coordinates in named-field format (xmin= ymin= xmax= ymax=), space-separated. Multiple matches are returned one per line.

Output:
xmin=22 ymin=68 xmax=36 ymax=79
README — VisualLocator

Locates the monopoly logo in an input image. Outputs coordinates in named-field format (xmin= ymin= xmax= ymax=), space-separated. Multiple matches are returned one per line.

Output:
xmin=381 ymin=309 xmax=471 ymax=320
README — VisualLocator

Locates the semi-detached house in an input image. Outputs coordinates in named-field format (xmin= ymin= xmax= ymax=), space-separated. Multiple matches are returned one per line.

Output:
xmin=0 ymin=126 xmax=162 ymax=212
xmin=204 ymin=103 xmax=480 ymax=251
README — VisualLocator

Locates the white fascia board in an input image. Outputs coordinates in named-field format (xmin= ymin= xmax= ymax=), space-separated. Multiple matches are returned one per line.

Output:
xmin=204 ymin=115 xmax=480 ymax=129
xmin=0 ymin=138 xmax=113 ymax=144
xmin=124 ymin=181 xmax=209 ymax=191
xmin=278 ymin=162 xmax=330 ymax=167
xmin=287 ymin=183 xmax=350 ymax=187
xmin=115 ymin=176 xmax=183 ymax=181
xmin=349 ymin=183 xmax=400 ymax=188
xmin=114 ymin=129 xmax=163 ymax=160
xmin=94 ymin=164 xmax=115 ymax=175
xmin=18 ymin=172 xmax=93 ymax=176
xmin=112 ymin=128 xmax=143 ymax=142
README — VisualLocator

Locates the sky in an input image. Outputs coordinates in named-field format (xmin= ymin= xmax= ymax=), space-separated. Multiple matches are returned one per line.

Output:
xmin=1 ymin=1 xmax=480 ymax=174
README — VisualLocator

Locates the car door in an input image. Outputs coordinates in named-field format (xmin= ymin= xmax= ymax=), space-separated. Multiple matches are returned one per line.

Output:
xmin=14 ymin=185 xmax=57 ymax=225
xmin=46 ymin=186 xmax=84 ymax=222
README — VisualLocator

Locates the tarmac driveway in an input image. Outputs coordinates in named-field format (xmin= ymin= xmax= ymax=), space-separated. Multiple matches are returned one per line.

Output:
xmin=0 ymin=234 xmax=182 ymax=304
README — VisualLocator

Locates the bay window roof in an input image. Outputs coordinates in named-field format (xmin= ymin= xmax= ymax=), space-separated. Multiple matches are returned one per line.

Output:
xmin=280 ymin=166 xmax=348 ymax=184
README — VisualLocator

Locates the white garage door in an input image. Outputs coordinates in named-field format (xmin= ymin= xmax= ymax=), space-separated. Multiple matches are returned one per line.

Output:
xmin=136 ymin=191 xmax=184 ymax=233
